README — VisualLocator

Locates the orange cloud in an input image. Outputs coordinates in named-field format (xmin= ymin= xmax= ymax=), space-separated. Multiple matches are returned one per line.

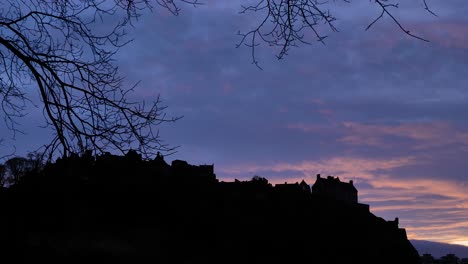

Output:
xmin=349 ymin=174 xmax=468 ymax=246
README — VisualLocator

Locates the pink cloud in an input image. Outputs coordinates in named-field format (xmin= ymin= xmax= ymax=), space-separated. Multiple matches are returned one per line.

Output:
xmin=362 ymin=21 xmax=468 ymax=51
xmin=296 ymin=66 xmax=322 ymax=77
xmin=339 ymin=121 xmax=468 ymax=150
xmin=278 ymin=106 xmax=289 ymax=113
xmin=412 ymin=21 xmax=468 ymax=50
xmin=222 ymin=83 xmax=233 ymax=94
xmin=286 ymin=123 xmax=334 ymax=133
xmin=284 ymin=99 xmax=337 ymax=127
xmin=218 ymin=155 xmax=416 ymax=184
xmin=287 ymin=120 xmax=468 ymax=151
xmin=174 ymin=84 xmax=193 ymax=94
xmin=309 ymin=99 xmax=326 ymax=106
xmin=309 ymin=99 xmax=335 ymax=120
xmin=318 ymin=108 xmax=334 ymax=119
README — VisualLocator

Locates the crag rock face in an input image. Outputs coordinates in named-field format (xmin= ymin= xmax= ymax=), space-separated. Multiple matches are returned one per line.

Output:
xmin=0 ymin=153 xmax=420 ymax=264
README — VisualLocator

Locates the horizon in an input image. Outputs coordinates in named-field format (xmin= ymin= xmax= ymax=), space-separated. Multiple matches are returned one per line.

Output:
xmin=1 ymin=0 xmax=468 ymax=249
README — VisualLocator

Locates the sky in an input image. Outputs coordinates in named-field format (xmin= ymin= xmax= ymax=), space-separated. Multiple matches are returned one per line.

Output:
xmin=1 ymin=0 xmax=468 ymax=247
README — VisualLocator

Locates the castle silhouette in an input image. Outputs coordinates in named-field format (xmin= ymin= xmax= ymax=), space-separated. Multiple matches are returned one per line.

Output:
xmin=0 ymin=151 xmax=419 ymax=264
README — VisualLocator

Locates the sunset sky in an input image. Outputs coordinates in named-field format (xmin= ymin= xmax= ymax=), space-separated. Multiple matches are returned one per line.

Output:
xmin=1 ymin=0 xmax=468 ymax=247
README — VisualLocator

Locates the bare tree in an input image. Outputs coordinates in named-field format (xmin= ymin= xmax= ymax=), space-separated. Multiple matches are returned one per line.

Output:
xmin=0 ymin=1 xmax=201 ymax=160
xmin=237 ymin=0 xmax=435 ymax=69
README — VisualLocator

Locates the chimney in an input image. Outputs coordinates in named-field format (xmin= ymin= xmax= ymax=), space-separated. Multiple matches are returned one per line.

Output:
xmin=350 ymin=180 xmax=354 ymax=185
xmin=317 ymin=174 xmax=321 ymax=179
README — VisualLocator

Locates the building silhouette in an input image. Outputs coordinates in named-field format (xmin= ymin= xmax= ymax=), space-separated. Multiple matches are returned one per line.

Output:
xmin=312 ymin=174 xmax=358 ymax=204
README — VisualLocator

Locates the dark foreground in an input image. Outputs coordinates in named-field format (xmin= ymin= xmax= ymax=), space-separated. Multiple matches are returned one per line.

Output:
xmin=0 ymin=152 xmax=421 ymax=263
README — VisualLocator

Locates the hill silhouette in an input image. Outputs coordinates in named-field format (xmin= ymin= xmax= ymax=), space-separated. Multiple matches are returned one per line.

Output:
xmin=0 ymin=151 xmax=421 ymax=263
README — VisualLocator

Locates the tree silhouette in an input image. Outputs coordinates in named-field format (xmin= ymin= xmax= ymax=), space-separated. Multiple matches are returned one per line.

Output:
xmin=4 ymin=156 xmax=32 ymax=185
xmin=0 ymin=152 xmax=44 ymax=186
xmin=0 ymin=0 xmax=433 ymax=158
xmin=0 ymin=1 xmax=195 ymax=159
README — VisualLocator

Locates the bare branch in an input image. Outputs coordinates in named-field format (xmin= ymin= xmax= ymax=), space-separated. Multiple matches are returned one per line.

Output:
xmin=237 ymin=0 xmax=338 ymax=68
xmin=368 ymin=0 xmax=429 ymax=42
xmin=423 ymin=0 xmax=437 ymax=17
xmin=237 ymin=0 xmax=434 ymax=67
